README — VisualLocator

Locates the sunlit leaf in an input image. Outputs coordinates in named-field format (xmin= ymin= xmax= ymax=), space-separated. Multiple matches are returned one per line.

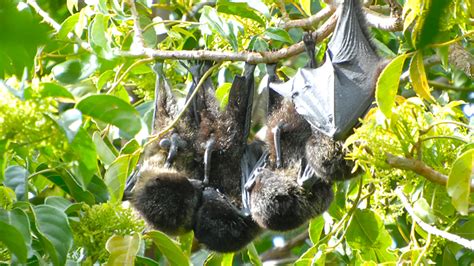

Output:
xmin=375 ymin=54 xmax=408 ymax=118
xmin=39 ymin=83 xmax=75 ymax=101
xmin=264 ymin=27 xmax=293 ymax=44
xmin=447 ymin=148 xmax=473 ymax=215
xmin=299 ymin=0 xmax=312 ymax=16
xmin=76 ymin=95 xmax=142 ymax=137
xmin=104 ymin=154 xmax=138 ymax=203
xmin=147 ymin=230 xmax=190 ymax=266
xmin=247 ymin=242 xmax=262 ymax=266
xmin=215 ymin=82 xmax=232 ymax=109
xmin=308 ymin=216 xmax=324 ymax=244
xmin=217 ymin=0 xmax=266 ymax=26
xmin=0 ymin=221 xmax=28 ymax=263
xmin=89 ymin=14 xmax=113 ymax=59
xmin=106 ymin=233 xmax=141 ymax=266
xmin=409 ymin=52 xmax=434 ymax=102
xmin=92 ymin=132 xmax=116 ymax=166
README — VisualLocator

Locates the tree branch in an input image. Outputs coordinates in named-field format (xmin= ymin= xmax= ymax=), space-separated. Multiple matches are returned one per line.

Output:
xmin=385 ymin=153 xmax=474 ymax=190
xmin=395 ymin=188 xmax=474 ymax=250
xmin=281 ymin=6 xmax=335 ymax=29
xmin=128 ymin=0 xmax=146 ymax=53
xmin=260 ymin=231 xmax=309 ymax=262
xmin=117 ymin=14 xmax=338 ymax=63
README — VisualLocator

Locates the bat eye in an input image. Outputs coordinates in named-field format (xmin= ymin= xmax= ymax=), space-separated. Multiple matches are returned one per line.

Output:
xmin=159 ymin=138 xmax=171 ymax=149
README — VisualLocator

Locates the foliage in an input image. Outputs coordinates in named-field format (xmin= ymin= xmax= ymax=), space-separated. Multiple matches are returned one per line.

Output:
xmin=0 ymin=0 xmax=473 ymax=265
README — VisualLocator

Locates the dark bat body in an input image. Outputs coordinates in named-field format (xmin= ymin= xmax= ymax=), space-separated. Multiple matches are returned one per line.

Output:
xmin=194 ymin=187 xmax=261 ymax=253
xmin=246 ymin=101 xmax=333 ymax=231
xmin=128 ymin=62 xmax=261 ymax=251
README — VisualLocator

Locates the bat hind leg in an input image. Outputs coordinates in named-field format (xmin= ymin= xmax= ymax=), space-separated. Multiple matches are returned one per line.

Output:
xmin=203 ymin=135 xmax=215 ymax=185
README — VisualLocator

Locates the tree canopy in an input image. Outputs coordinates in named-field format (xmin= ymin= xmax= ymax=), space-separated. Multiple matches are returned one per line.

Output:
xmin=0 ymin=0 xmax=473 ymax=265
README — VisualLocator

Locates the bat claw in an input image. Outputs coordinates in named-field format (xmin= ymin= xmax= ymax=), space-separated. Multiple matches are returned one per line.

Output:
xmin=162 ymin=133 xmax=186 ymax=168
xmin=203 ymin=135 xmax=215 ymax=185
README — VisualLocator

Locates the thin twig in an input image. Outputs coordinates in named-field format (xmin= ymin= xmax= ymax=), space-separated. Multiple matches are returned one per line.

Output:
xmin=395 ymin=188 xmax=474 ymax=250
xmin=421 ymin=120 xmax=474 ymax=135
xmin=260 ymin=231 xmax=309 ymax=261
xmin=107 ymin=58 xmax=155 ymax=94
xmin=428 ymin=80 xmax=474 ymax=92
xmin=128 ymin=0 xmax=146 ymax=52
xmin=26 ymin=0 xmax=61 ymax=31
xmin=385 ymin=153 xmax=474 ymax=190
xmin=144 ymin=63 xmax=222 ymax=147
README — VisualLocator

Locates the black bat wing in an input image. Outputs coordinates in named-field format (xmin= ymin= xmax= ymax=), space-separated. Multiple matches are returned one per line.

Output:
xmin=270 ymin=0 xmax=381 ymax=140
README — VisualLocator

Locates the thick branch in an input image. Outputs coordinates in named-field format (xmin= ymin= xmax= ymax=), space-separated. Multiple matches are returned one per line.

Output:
xmin=260 ymin=231 xmax=309 ymax=262
xmin=396 ymin=188 xmax=474 ymax=250
xmin=281 ymin=5 xmax=401 ymax=32
xmin=386 ymin=153 xmax=474 ymax=190
xmin=118 ymin=14 xmax=337 ymax=64
xmin=128 ymin=0 xmax=146 ymax=52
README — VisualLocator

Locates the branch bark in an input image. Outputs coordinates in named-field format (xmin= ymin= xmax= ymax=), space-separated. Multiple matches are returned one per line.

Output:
xmin=385 ymin=153 xmax=474 ymax=190
xmin=395 ymin=188 xmax=474 ymax=250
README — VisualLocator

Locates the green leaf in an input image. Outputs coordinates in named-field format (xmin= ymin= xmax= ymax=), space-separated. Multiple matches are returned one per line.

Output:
xmin=58 ymin=13 xmax=79 ymax=39
xmin=248 ymin=36 xmax=269 ymax=52
xmin=65 ymin=128 xmax=98 ymax=185
xmin=0 ymin=208 xmax=32 ymax=248
xmin=200 ymin=7 xmax=239 ymax=52
xmin=147 ymin=230 xmax=190 ymax=266
xmin=264 ymin=27 xmax=293 ymax=44
xmin=66 ymin=0 xmax=79 ymax=14
xmin=39 ymin=167 xmax=95 ymax=204
xmin=447 ymin=148 xmax=473 ymax=215
xmin=215 ymin=82 xmax=232 ymax=109
xmin=0 ymin=221 xmax=28 ymax=263
xmin=104 ymin=154 xmax=138 ymax=203
xmin=52 ymin=60 xmax=82 ymax=84
xmin=409 ymin=52 xmax=434 ymax=102
xmin=217 ymin=0 xmax=266 ymax=26
xmin=56 ymin=109 xmax=82 ymax=143
xmin=106 ymin=233 xmax=141 ymax=266
xmin=299 ymin=0 xmax=312 ymax=16
xmin=87 ymin=174 xmax=110 ymax=203
xmin=44 ymin=196 xmax=72 ymax=212
xmin=76 ymin=95 xmax=142 ymax=137
xmin=4 ymin=165 xmax=29 ymax=201
xmin=246 ymin=242 xmax=262 ymax=266
xmin=39 ymin=82 xmax=75 ymax=101
xmin=413 ymin=198 xmax=436 ymax=224
xmin=33 ymin=205 xmax=73 ymax=266
xmin=89 ymin=14 xmax=112 ymax=59
xmin=92 ymin=132 xmax=117 ymax=166
xmin=177 ymin=231 xmax=194 ymax=257
xmin=308 ymin=216 xmax=325 ymax=244
xmin=346 ymin=209 xmax=392 ymax=250
xmin=375 ymin=54 xmax=408 ymax=118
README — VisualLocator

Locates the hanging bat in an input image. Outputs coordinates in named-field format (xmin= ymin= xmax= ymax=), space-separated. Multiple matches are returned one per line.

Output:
xmin=270 ymin=0 xmax=382 ymax=141
xmin=128 ymin=61 xmax=262 ymax=251
xmin=245 ymin=100 xmax=334 ymax=231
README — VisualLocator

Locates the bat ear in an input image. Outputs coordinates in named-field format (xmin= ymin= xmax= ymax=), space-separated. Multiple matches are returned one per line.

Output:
xmin=268 ymin=80 xmax=293 ymax=98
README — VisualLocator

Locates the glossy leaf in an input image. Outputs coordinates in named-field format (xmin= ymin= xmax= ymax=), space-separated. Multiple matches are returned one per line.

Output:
xmin=44 ymin=196 xmax=72 ymax=212
xmin=76 ymin=95 xmax=142 ymax=137
xmin=104 ymin=154 xmax=138 ymax=203
xmin=299 ymin=0 xmax=312 ymax=16
xmin=0 ymin=221 xmax=28 ymax=263
xmin=65 ymin=128 xmax=98 ymax=185
xmin=376 ymin=54 xmax=408 ymax=118
xmin=39 ymin=83 xmax=75 ymax=101
xmin=40 ymin=167 xmax=95 ymax=204
xmin=52 ymin=60 xmax=83 ymax=84
xmin=346 ymin=209 xmax=392 ymax=250
xmin=308 ymin=216 xmax=325 ymax=244
xmin=92 ymin=132 xmax=116 ymax=166
xmin=4 ymin=165 xmax=29 ymax=201
xmin=33 ymin=205 xmax=73 ymax=266
xmin=264 ymin=27 xmax=293 ymax=44
xmin=409 ymin=52 xmax=434 ymax=102
xmin=106 ymin=233 xmax=141 ymax=266
xmin=58 ymin=13 xmax=79 ymax=39
xmin=56 ymin=109 xmax=82 ymax=142
xmin=447 ymin=148 xmax=473 ymax=215
xmin=89 ymin=14 xmax=112 ymax=59
xmin=147 ymin=230 xmax=190 ymax=266
xmin=217 ymin=0 xmax=266 ymax=26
